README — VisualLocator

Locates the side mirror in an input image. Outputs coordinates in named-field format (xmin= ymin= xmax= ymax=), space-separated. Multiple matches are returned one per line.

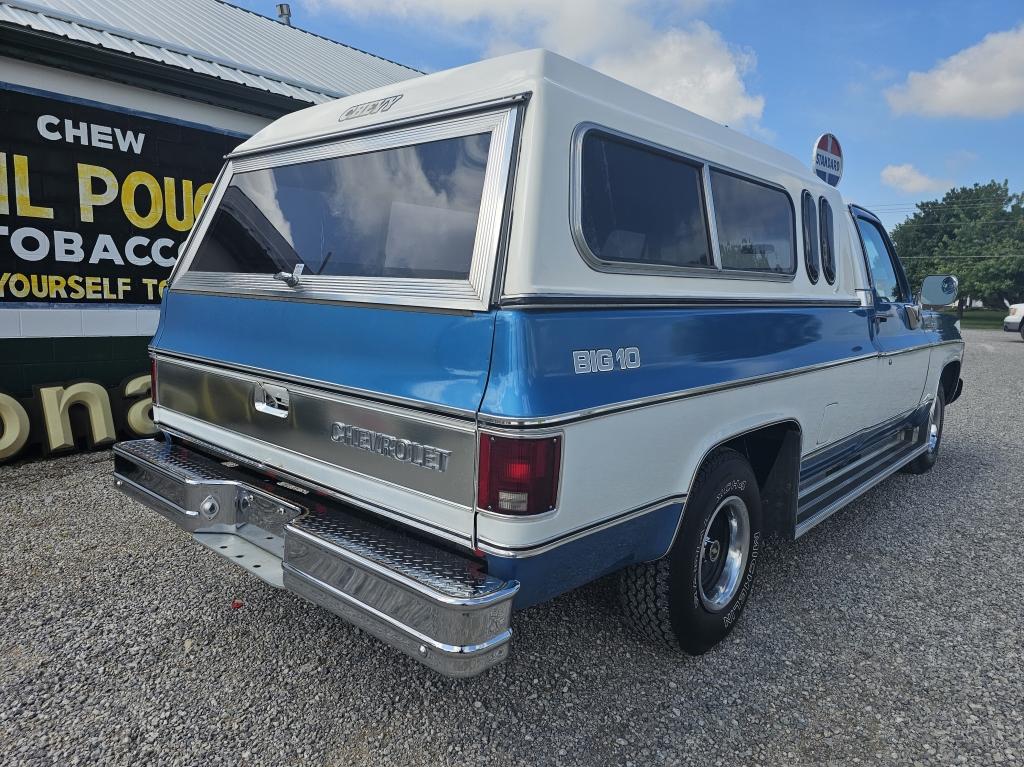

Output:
xmin=919 ymin=275 xmax=959 ymax=307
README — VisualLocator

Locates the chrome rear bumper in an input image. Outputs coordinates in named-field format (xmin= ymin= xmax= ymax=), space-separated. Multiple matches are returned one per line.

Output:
xmin=113 ymin=438 xmax=517 ymax=677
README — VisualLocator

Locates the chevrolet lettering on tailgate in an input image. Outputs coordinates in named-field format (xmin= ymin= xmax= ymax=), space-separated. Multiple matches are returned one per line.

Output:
xmin=330 ymin=422 xmax=451 ymax=473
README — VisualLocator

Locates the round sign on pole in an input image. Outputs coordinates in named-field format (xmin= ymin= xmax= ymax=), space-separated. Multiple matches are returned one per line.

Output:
xmin=812 ymin=133 xmax=843 ymax=186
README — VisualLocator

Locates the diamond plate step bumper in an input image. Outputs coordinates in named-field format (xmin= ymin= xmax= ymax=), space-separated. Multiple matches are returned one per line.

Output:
xmin=113 ymin=438 xmax=518 ymax=677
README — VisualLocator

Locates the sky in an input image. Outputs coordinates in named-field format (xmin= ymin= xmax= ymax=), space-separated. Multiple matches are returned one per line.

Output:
xmin=232 ymin=0 xmax=1024 ymax=231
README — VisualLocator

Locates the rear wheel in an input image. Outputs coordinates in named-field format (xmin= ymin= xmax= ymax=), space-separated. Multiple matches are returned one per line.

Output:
xmin=1019 ymin=323 xmax=1024 ymax=342
xmin=904 ymin=385 xmax=946 ymax=474
xmin=619 ymin=448 xmax=762 ymax=655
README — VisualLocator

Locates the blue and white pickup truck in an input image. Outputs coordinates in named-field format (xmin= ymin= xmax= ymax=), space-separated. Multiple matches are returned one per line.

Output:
xmin=113 ymin=50 xmax=965 ymax=677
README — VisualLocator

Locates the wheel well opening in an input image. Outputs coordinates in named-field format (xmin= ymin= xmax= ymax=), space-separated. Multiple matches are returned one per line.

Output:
xmin=720 ymin=421 xmax=801 ymax=540
xmin=940 ymin=361 xmax=961 ymax=403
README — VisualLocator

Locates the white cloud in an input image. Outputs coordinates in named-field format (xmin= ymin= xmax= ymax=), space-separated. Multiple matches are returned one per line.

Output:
xmin=305 ymin=0 xmax=765 ymax=129
xmin=880 ymin=164 xmax=952 ymax=195
xmin=885 ymin=25 xmax=1024 ymax=118
xmin=593 ymin=22 xmax=763 ymax=128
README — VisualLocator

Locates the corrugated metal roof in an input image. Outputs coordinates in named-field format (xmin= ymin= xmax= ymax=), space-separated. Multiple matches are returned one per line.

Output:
xmin=0 ymin=0 xmax=420 ymax=104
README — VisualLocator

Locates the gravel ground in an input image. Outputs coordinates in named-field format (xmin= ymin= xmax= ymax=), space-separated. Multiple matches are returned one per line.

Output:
xmin=1 ymin=328 xmax=1022 ymax=767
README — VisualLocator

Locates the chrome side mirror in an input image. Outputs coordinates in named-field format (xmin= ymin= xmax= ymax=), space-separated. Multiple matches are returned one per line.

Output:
xmin=919 ymin=275 xmax=959 ymax=307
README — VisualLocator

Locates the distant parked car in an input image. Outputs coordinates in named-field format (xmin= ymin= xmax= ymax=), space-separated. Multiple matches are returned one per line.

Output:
xmin=1004 ymin=304 xmax=1024 ymax=340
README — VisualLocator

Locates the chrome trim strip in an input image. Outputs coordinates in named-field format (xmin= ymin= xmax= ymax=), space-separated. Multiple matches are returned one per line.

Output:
xmin=489 ymin=94 xmax=529 ymax=307
xmin=476 ymin=494 xmax=686 ymax=558
xmin=799 ymin=406 xmax=918 ymax=463
xmin=227 ymin=94 xmax=530 ymax=159
xmin=166 ymin=163 xmax=227 ymax=287
xmin=795 ymin=443 xmax=929 ymax=538
xmin=479 ymin=352 xmax=879 ymax=428
xmin=150 ymin=349 xmax=478 ymax=420
xmin=878 ymin=339 xmax=964 ymax=358
xmin=159 ymin=424 xmax=474 ymax=548
xmin=799 ymin=436 xmax=905 ymax=497
xmin=498 ymin=295 xmax=864 ymax=309
xmin=703 ymin=164 xmax=723 ymax=270
xmin=157 ymin=355 xmax=477 ymax=432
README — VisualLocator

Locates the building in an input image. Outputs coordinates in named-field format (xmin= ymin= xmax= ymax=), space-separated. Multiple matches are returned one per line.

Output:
xmin=0 ymin=0 xmax=418 ymax=461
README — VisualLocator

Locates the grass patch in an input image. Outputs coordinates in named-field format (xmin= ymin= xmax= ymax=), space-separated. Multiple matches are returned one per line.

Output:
xmin=938 ymin=308 xmax=1008 ymax=329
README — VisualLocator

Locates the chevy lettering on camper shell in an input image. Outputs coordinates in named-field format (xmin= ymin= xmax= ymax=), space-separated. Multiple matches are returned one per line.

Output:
xmin=338 ymin=94 xmax=402 ymax=122
xmin=113 ymin=50 xmax=965 ymax=678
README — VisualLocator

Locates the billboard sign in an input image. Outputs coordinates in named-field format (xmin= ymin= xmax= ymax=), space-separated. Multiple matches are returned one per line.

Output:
xmin=0 ymin=86 xmax=242 ymax=304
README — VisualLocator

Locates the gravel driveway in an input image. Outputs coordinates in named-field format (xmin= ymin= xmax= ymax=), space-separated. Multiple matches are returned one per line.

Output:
xmin=2 ymin=328 xmax=1022 ymax=766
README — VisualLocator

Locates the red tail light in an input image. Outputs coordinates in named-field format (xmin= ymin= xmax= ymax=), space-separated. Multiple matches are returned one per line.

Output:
xmin=150 ymin=358 xmax=158 ymax=406
xmin=477 ymin=434 xmax=561 ymax=515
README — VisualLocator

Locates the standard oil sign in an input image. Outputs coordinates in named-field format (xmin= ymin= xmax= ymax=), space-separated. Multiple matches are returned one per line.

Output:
xmin=812 ymin=133 xmax=843 ymax=187
xmin=0 ymin=86 xmax=242 ymax=304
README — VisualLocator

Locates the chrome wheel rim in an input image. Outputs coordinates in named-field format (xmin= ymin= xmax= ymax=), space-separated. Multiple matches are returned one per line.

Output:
xmin=698 ymin=496 xmax=751 ymax=612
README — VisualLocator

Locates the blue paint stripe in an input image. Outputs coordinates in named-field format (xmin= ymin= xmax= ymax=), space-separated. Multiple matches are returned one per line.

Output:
xmin=153 ymin=292 xmax=496 ymax=413
xmin=480 ymin=305 xmax=902 ymax=420
xmin=486 ymin=501 xmax=683 ymax=609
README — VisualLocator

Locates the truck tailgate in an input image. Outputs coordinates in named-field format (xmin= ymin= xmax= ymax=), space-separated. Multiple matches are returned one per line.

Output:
xmin=151 ymin=291 xmax=494 ymax=544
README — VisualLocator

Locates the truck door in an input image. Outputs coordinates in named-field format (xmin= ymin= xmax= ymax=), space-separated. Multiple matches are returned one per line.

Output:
xmin=852 ymin=208 xmax=929 ymax=420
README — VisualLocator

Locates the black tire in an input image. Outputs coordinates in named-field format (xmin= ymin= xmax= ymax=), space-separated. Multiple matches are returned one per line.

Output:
xmin=904 ymin=385 xmax=946 ymax=474
xmin=619 ymin=448 xmax=763 ymax=655
xmin=1019 ymin=323 xmax=1024 ymax=342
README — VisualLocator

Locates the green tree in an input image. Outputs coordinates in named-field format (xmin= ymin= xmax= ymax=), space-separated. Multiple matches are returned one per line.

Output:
xmin=890 ymin=180 xmax=1024 ymax=314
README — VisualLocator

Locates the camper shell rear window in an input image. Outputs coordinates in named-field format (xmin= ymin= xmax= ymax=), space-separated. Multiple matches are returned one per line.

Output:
xmin=172 ymin=107 xmax=518 ymax=311
xmin=190 ymin=133 xmax=491 ymax=281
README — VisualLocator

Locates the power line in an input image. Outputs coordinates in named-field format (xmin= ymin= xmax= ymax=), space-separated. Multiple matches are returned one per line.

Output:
xmin=863 ymin=200 xmax=1012 ymax=209
xmin=900 ymin=254 xmax=1024 ymax=259
xmin=894 ymin=220 xmax=1023 ymax=228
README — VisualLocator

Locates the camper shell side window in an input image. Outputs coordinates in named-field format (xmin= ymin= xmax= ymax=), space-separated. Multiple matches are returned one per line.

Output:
xmin=572 ymin=124 xmax=797 ymax=281
xmin=573 ymin=127 xmax=715 ymax=275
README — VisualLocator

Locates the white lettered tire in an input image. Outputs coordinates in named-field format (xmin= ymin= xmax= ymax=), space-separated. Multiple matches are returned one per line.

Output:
xmin=619 ymin=448 xmax=762 ymax=654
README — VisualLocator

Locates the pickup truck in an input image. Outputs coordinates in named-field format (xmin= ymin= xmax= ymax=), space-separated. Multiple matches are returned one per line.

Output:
xmin=113 ymin=49 xmax=965 ymax=677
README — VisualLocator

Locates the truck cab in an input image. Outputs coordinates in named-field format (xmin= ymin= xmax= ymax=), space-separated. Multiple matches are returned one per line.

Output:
xmin=114 ymin=49 xmax=965 ymax=676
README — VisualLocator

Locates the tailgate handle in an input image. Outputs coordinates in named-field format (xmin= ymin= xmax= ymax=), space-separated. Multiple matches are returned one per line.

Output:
xmin=254 ymin=382 xmax=290 ymax=418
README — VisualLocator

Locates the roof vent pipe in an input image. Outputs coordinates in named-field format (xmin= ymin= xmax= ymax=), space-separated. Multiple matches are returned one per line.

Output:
xmin=276 ymin=3 xmax=292 ymax=25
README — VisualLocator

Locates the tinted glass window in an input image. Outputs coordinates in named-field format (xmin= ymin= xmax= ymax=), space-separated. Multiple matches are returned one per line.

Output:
xmin=579 ymin=132 xmax=712 ymax=269
xmin=801 ymin=190 xmax=819 ymax=283
xmin=857 ymin=218 xmax=905 ymax=303
xmin=819 ymin=197 xmax=836 ymax=284
xmin=710 ymin=170 xmax=795 ymax=273
xmin=190 ymin=132 xmax=491 ymax=280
